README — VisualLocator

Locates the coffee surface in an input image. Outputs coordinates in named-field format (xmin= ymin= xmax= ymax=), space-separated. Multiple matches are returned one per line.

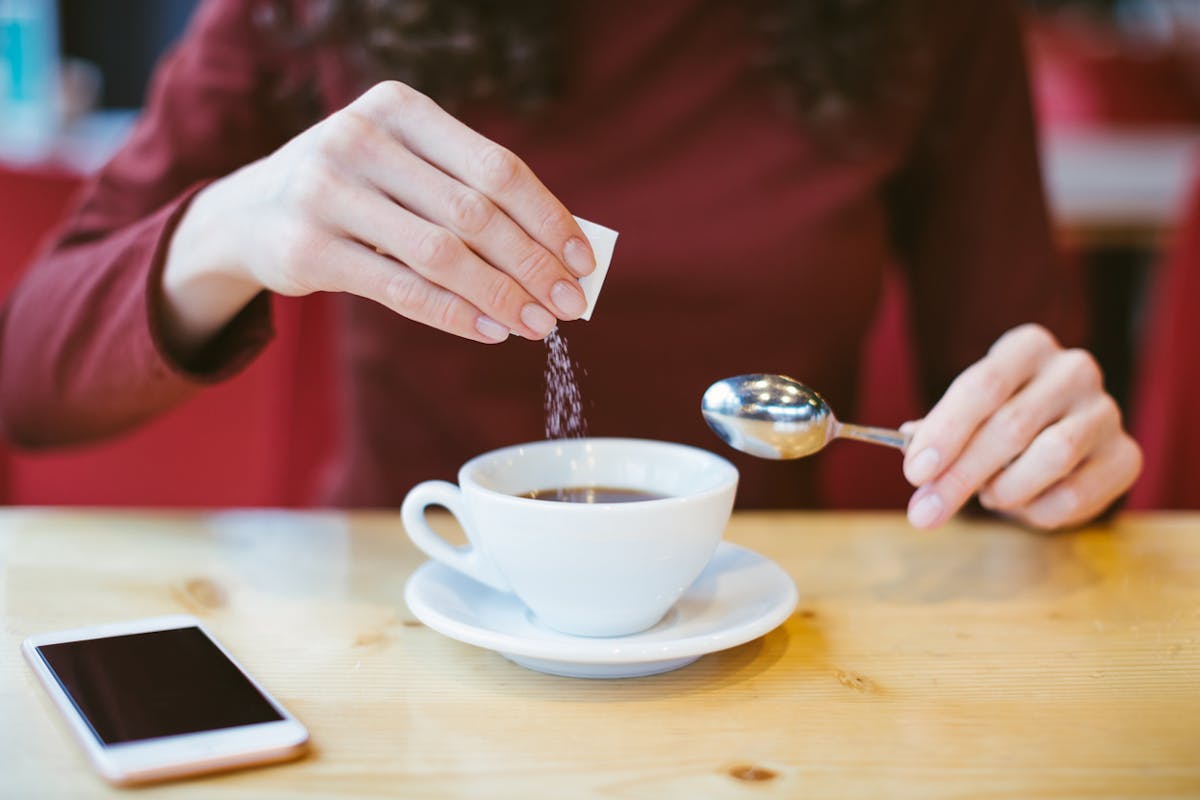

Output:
xmin=520 ymin=486 xmax=669 ymax=503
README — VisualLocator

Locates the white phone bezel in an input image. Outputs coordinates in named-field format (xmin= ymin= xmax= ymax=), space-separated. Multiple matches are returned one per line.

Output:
xmin=22 ymin=614 xmax=310 ymax=786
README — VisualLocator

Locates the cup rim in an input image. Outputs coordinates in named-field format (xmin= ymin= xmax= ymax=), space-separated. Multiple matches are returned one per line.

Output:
xmin=457 ymin=437 xmax=738 ymax=509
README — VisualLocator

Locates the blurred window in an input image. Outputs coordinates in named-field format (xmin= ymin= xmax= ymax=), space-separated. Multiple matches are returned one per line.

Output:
xmin=59 ymin=0 xmax=198 ymax=109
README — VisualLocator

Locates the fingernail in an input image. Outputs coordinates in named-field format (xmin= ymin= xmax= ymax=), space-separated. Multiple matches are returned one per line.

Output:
xmin=550 ymin=280 xmax=586 ymax=317
xmin=520 ymin=303 xmax=556 ymax=337
xmin=474 ymin=315 xmax=508 ymax=343
xmin=909 ymin=492 xmax=944 ymax=529
xmin=563 ymin=237 xmax=595 ymax=276
xmin=907 ymin=448 xmax=940 ymax=486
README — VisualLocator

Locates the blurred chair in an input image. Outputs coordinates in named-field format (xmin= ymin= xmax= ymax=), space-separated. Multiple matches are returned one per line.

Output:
xmin=0 ymin=164 xmax=340 ymax=507
xmin=1027 ymin=9 xmax=1200 ymax=129
xmin=0 ymin=165 xmax=81 ymax=303
xmin=1129 ymin=177 xmax=1200 ymax=509
xmin=1025 ymin=7 xmax=1200 ymax=509
xmin=1026 ymin=7 xmax=1200 ymax=427
xmin=0 ymin=165 xmax=84 ymax=503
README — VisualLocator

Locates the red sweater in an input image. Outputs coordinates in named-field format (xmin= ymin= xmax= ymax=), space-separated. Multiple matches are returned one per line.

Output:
xmin=0 ymin=0 xmax=1080 ymax=508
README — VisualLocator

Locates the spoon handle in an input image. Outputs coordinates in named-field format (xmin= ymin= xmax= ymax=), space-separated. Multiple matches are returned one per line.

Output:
xmin=836 ymin=423 xmax=912 ymax=451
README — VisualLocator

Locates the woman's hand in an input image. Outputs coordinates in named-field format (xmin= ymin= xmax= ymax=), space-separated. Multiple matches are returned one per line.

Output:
xmin=164 ymin=81 xmax=595 ymax=354
xmin=901 ymin=324 xmax=1142 ymax=530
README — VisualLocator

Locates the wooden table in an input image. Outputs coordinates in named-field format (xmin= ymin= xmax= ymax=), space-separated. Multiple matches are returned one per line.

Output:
xmin=2 ymin=510 xmax=1198 ymax=798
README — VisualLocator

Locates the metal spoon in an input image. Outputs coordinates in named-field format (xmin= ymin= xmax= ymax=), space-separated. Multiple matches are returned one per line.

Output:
xmin=701 ymin=374 xmax=911 ymax=460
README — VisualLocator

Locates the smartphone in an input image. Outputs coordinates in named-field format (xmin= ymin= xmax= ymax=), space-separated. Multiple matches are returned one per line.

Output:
xmin=22 ymin=615 xmax=310 ymax=786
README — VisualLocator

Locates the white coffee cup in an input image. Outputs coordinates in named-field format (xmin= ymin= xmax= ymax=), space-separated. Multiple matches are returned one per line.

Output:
xmin=401 ymin=438 xmax=738 ymax=637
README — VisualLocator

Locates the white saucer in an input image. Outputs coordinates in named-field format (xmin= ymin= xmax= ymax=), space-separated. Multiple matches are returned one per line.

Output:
xmin=404 ymin=542 xmax=798 ymax=679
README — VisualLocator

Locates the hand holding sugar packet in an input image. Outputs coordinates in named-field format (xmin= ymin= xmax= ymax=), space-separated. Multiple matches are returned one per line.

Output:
xmin=573 ymin=217 xmax=618 ymax=321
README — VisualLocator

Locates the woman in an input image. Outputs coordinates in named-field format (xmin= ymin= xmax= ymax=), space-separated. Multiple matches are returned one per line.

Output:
xmin=0 ymin=0 xmax=1141 ymax=527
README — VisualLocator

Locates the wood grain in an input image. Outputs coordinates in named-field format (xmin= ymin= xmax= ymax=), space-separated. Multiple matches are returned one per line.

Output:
xmin=2 ymin=509 xmax=1198 ymax=799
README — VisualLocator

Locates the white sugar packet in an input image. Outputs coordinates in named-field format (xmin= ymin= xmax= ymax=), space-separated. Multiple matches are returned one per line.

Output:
xmin=573 ymin=216 xmax=618 ymax=321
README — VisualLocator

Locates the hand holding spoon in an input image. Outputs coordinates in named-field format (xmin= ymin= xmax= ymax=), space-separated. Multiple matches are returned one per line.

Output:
xmin=701 ymin=374 xmax=911 ymax=459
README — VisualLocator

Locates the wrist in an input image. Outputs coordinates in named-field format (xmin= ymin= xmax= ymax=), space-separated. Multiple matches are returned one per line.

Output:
xmin=161 ymin=177 xmax=263 ymax=358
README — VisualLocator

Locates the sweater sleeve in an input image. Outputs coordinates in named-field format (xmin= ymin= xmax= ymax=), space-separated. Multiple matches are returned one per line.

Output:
xmin=887 ymin=0 xmax=1086 ymax=404
xmin=0 ymin=0 xmax=309 ymax=448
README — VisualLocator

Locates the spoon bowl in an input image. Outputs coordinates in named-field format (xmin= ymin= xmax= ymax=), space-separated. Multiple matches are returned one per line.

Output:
xmin=701 ymin=374 xmax=910 ymax=460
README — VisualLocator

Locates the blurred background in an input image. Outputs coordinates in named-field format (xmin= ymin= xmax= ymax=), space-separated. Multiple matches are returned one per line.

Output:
xmin=1 ymin=0 xmax=1197 ymax=508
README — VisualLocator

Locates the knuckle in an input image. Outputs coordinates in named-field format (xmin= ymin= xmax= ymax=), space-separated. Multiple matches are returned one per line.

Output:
xmin=965 ymin=361 xmax=1010 ymax=409
xmin=376 ymin=80 xmax=410 ymax=103
xmin=448 ymin=188 xmax=494 ymax=235
xmin=1016 ymin=322 xmax=1057 ymax=352
xmin=991 ymin=403 xmax=1040 ymax=447
xmin=533 ymin=203 xmax=569 ymax=241
xmin=1060 ymin=348 xmax=1103 ymax=391
xmin=430 ymin=291 xmax=462 ymax=332
xmin=938 ymin=467 xmax=977 ymax=503
xmin=364 ymin=80 xmax=423 ymax=112
xmin=1123 ymin=435 xmax=1144 ymax=479
xmin=978 ymin=481 xmax=1010 ymax=511
xmin=1044 ymin=488 xmax=1081 ymax=528
xmin=987 ymin=491 xmax=1020 ymax=513
xmin=1096 ymin=394 xmax=1123 ymax=429
xmin=322 ymin=111 xmax=376 ymax=161
xmin=1024 ymin=505 xmax=1057 ymax=531
xmin=414 ymin=227 xmax=459 ymax=270
xmin=276 ymin=224 xmax=326 ymax=280
xmin=474 ymin=144 xmax=521 ymax=194
xmin=384 ymin=270 xmax=429 ymax=313
xmin=485 ymin=274 xmax=521 ymax=314
xmin=511 ymin=246 xmax=555 ymax=284
xmin=992 ymin=322 xmax=1056 ymax=357
xmin=1111 ymin=433 xmax=1143 ymax=475
xmin=287 ymin=161 xmax=338 ymax=213
xmin=986 ymin=492 xmax=1020 ymax=513
xmin=1038 ymin=426 xmax=1084 ymax=474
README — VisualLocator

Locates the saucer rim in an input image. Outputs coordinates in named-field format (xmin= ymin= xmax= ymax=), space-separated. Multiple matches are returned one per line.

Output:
xmin=502 ymin=652 xmax=701 ymax=679
xmin=404 ymin=541 xmax=798 ymax=666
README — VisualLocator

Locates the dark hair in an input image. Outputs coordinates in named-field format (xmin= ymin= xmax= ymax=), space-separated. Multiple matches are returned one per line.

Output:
xmin=755 ymin=0 xmax=930 ymax=141
xmin=261 ymin=0 xmax=930 ymax=144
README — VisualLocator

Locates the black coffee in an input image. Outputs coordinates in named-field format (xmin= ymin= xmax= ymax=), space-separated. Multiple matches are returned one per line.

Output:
xmin=520 ymin=486 xmax=669 ymax=503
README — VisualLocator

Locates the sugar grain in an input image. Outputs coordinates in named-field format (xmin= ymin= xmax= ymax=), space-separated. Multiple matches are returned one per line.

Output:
xmin=544 ymin=327 xmax=588 ymax=440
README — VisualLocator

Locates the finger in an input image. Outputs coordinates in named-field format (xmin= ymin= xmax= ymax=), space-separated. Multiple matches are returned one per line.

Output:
xmin=903 ymin=324 xmax=1059 ymax=487
xmin=313 ymin=237 xmax=509 ymax=344
xmin=322 ymin=183 xmax=557 ymax=339
xmin=914 ymin=347 xmax=1101 ymax=525
xmin=980 ymin=393 xmax=1121 ymax=511
xmin=1012 ymin=433 xmax=1142 ymax=530
xmin=351 ymin=83 xmax=596 ymax=277
xmin=343 ymin=123 xmax=587 ymax=321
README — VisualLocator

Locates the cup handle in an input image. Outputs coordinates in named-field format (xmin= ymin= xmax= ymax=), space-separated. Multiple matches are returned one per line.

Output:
xmin=401 ymin=480 xmax=511 ymax=593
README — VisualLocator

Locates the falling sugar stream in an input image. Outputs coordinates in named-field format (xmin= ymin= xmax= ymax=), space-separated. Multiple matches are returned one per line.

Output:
xmin=544 ymin=327 xmax=588 ymax=440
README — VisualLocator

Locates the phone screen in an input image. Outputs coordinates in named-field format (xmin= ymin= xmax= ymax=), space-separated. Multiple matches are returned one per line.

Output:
xmin=35 ymin=627 xmax=283 ymax=745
